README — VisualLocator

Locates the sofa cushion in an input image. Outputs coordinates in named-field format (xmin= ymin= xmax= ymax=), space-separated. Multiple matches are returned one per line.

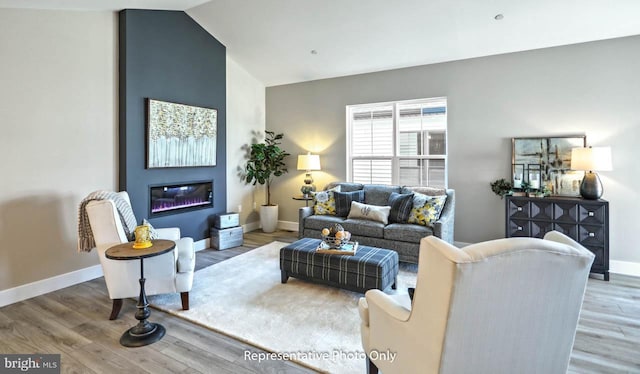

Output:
xmin=341 ymin=218 xmax=385 ymax=238
xmin=347 ymin=201 xmax=391 ymax=225
xmin=334 ymin=190 xmax=365 ymax=217
xmin=407 ymin=193 xmax=447 ymax=227
xmin=311 ymin=186 xmax=341 ymax=215
xmin=384 ymin=223 xmax=434 ymax=243
xmin=304 ymin=215 xmax=346 ymax=231
xmin=363 ymin=185 xmax=401 ymax=206
xmin=326 ymin=182 xmax=364 ymax=192
xmin=388 ymin=192 xmax=414 ymax=223
xmin=402 ymin=186 xmax=447 ymax=196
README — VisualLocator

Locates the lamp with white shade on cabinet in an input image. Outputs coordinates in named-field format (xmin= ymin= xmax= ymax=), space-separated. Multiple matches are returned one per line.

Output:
xmin=570 ymin=146 xmax=612 ymax=200
xmin=297 ymin=152 xmax=321 ymax=197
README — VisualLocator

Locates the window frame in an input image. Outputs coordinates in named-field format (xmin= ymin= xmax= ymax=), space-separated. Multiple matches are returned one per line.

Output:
xmin=346 ymin=97 xmax=448 ymax=187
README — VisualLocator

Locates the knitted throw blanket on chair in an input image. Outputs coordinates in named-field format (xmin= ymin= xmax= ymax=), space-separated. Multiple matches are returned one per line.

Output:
xmin=77 ymin=191 xmax=138 ymax=253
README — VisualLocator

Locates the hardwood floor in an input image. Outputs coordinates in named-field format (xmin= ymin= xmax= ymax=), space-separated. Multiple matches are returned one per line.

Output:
xmin=0 ymin=229 xmax=638 ymax=373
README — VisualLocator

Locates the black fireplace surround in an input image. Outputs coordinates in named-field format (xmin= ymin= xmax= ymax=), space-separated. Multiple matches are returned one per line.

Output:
xmin=149 ymin=180 xmax=213 ymax=217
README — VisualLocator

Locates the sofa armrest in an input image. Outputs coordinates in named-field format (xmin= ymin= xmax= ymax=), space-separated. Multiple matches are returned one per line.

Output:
xmin=433 ymin=189 xmax=455 ymax=244
xmin=298 ymin=206 xmax=314 ymax=238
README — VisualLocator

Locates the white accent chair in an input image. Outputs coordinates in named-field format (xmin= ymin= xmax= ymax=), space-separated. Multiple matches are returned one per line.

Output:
xmin=359 ymin=231 xmax=595 ymax=374
xmin=86 ymin=191 xmax=195 ymax=320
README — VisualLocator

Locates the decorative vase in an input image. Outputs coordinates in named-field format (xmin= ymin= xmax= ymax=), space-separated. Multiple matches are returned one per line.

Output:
xmin=133 ymin=224 xmax=152 ymax=249
xmin=260 ymin=205 xmax=279 ymax=233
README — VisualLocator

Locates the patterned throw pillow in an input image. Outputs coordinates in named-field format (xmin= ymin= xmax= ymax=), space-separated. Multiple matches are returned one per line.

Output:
xmin=407 ymin=193 xmax=447 ymax=227
xmin=388 ymin=192 xmax=414 ymax=223
xmin=142 ymin=218 xmax=160 ymax=239
xmin=312 ymin=186 xmax=341 ymax=215
xmin=334 ymin=190 xmax=365 ymax=217
xmin=347 ymin=201 xmax=391 ymax=225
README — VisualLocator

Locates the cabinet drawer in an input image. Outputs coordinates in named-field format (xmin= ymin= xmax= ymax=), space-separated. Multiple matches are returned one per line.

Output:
xmin=579 ymin=224 xmax=605 ymax=247
xmin=508 ymin=219 xmax=530 ymax=237
xmin=553 ymin=202 xmax=578 ymax=223
xmin=583 ymin=245 xmax=605 ymax=267
xmin=579 ymin=204 xmax=606 ymax=225
xmin=531 ymin=221 xmax=553 ymax=238
xmin=508 ymin=199 xmax=530 ymax=219
xmin=530 ymin=200 xmax=553 ymax=221
xmin=553 ymin=223 xmax=578 ymax=240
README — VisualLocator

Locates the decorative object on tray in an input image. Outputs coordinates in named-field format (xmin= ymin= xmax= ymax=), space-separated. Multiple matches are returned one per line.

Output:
xmin=316 ymin=240 xmax=359 ymax=255
xmin=320 ymin=223 xmax=352 ymax=248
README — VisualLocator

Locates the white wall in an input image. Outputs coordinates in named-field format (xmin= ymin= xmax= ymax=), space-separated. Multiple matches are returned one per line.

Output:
xmin=266 ymin=35 xmax=640 ymax=270
xmin=0 ymin=9 xmax=117 ymax=291
xmin=226 ymin=56 xmax=266 ymax=226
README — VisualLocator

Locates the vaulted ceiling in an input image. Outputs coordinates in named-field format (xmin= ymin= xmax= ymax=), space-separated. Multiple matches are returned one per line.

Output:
xmin=3 ymin=0 xmax=640 ymax=86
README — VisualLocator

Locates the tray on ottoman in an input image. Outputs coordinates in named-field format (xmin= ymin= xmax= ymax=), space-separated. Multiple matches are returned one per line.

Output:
xmin=279 ymin=238 xmax=399 ymax=293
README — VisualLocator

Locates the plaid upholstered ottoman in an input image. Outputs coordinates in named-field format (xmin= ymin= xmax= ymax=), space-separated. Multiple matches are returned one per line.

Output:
xmin=279 ymin=238 xmax=399 ymax=293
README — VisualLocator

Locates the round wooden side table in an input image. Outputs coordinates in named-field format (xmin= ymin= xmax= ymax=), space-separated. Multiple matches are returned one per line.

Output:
xmin=105 ymin=239 xmax=175 ymax=347
xmin=292 ymin=195 xmax=313 ymax=207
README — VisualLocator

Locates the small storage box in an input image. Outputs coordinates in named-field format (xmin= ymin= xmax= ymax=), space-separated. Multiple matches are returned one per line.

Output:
xmin=210 ymin=226 xmax=243 ymax=250
xmin=214 ymin=212 xmax=240 ymax=229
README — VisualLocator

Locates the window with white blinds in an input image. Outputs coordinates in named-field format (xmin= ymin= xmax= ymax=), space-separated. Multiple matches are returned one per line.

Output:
xmin=346 ymin=97 xmax=447 ymax=187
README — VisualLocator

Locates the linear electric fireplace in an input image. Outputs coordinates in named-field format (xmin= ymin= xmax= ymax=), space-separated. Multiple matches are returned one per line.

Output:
xmin=150 ymin=180 xmax=213 ymax=217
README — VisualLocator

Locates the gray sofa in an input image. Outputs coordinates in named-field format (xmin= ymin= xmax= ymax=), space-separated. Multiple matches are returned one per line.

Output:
xmin=298 ymin=182 xmax=455 ymax=263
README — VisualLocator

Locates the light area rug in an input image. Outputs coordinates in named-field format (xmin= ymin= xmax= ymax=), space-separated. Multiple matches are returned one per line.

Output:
xmin=149 ymin=241 xmax=417 ymax=374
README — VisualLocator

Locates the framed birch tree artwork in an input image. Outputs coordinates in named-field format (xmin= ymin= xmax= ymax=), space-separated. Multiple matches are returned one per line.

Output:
xmin=512 ymin=135 xmax=586 ymax=196
xmin=146 ymin=98 xmax=218 ymax=168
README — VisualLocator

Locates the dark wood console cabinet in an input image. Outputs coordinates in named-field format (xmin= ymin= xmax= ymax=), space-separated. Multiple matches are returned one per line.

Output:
xmin=505 ymin=195 xmax=609 ymax=280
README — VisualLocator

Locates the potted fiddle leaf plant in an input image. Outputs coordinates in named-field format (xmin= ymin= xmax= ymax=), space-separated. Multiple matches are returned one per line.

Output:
xmin=244 ymin=131 xmax=290 ymax=233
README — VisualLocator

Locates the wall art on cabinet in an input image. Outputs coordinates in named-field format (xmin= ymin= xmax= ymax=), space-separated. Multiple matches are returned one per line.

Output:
xmin=512 ymin=135 xmax=586 ymax=196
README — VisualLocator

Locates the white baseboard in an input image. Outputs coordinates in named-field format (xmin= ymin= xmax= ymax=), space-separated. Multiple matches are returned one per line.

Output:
xmin=243 ymin=221 xmax=260 ymax=233
xmin=0 ymin=237 xmax=215 ymax=308
xmin=194 ymin=237 xmax=210 ymax=252
xmin=0 ymin=264 xmax=103 ymax=308
xmin=278 ymin=220 xmax=298 ymax=232
xmin=610 ymin=260 xmax=640 ymax=277
xmin=243 ymin=220 xmax=297 ymax=233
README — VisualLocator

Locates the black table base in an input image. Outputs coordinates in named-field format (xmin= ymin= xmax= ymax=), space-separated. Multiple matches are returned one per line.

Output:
xmin=120 ymin=322 xmax=166 ymax=347
xmin=120 ymin=270 xmax=165 ymax=347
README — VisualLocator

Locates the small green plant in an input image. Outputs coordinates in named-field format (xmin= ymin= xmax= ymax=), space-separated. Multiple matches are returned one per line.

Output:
xmin=490 ymin=178 xmax=513 ymax=199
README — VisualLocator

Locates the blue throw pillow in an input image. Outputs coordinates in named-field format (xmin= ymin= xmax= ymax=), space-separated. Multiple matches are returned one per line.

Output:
xmin=388 ymin=192 xmax=414 ymax=223
xmin=334 ymin=190 xmax=365 ymax=217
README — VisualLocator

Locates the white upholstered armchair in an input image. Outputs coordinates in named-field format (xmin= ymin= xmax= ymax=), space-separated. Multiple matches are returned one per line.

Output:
xmin=85 ymin=191 xmax=195 ymax=320
xmin=359 ymin=231 xmax=594 ymax=374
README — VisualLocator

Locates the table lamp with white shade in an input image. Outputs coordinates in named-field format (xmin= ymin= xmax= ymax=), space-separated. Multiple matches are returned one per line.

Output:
xmin=297 ymin=152 xmax=321 ymax=197
xmin=570 ymin=146 xmax=612 ymax=200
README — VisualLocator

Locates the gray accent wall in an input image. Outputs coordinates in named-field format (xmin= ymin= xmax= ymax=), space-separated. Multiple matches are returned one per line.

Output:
xmin=119 ymin=10 xmax=227 ymax=240
xmin=267 ymin=35 xmax=640 ymax=266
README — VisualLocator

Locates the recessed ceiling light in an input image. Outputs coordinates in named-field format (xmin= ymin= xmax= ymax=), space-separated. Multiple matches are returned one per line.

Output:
xmin=494 ymin=14 xmax=504 ymax=20
xmin=310 ymin=50 xmax=318 ymax=55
